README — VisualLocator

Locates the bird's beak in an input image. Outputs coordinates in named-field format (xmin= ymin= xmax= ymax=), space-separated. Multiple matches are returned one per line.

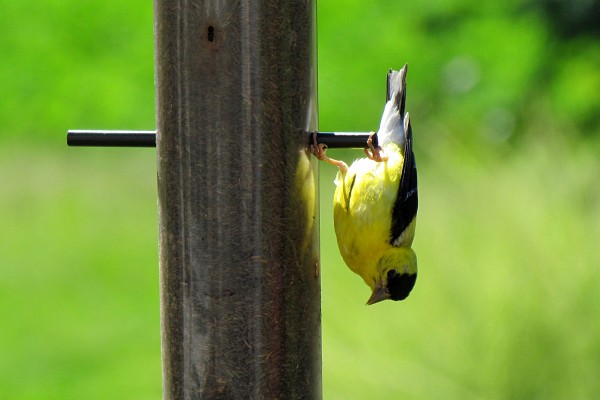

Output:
xmin=366 ymin=283 xmax=390 ymax=305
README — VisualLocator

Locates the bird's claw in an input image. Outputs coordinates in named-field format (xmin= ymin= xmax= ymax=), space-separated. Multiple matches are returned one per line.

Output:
xmin=364 ymin=132 xmax=388 ymax=162
xmin=310 ymin=132 xmax=329 ymax=161
xmin=310 ymin=132 xmax=348 ymax=173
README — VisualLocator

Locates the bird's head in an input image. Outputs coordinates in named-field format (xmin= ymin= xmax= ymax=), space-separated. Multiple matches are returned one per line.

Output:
xmin=367 ymin=247 xmax=417 ymax=305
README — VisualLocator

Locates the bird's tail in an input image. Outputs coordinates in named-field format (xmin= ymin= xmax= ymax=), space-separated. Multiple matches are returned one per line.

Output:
xmin=378 ymin=64 xmax=408 ymax=147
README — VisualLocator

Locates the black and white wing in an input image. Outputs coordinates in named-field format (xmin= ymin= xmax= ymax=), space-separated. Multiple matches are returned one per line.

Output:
xmin=389 ymin=103 xmax=418 ymax=246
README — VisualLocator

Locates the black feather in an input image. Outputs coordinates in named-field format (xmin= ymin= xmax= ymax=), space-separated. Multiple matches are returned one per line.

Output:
xmin=345 ymin=173 xmax=357 ymax=210
xmin=389 ymin=67 xmax=418 ymax=246
xmin=387 ymin=270 xmax=417 ymax=301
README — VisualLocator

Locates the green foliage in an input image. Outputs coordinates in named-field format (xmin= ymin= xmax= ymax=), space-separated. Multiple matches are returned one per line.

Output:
xmin=318 ymin=0 xmax=600 ymax=144
xmin=1 ymin=0 xmax=599 ymax=398
xmin=0 ymin=1 xmax=155 ymax=141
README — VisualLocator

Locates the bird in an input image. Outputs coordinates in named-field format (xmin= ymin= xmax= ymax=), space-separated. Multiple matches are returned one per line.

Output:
xmin=312 ymin=64 xmax=418 ymax=305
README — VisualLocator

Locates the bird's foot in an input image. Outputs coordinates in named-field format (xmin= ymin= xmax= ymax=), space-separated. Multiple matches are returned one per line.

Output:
xmin=364 ymin=132 xmax=388 ymax=162
xmin=310 ymin=132 xmax=348 ymax=173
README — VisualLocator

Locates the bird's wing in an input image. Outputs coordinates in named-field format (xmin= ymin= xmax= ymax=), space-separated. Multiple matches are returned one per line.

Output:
xmin=390 ymin=113 xmax=418 ymax=247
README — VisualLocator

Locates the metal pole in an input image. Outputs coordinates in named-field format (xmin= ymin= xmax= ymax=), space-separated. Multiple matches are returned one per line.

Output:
xmin=66 ymin=130 xmax=157 ymax=147
xmin=66 ymin=130 xmax=377 ymax=149
xmin=154 ymin=1 xmax=320 ymax=399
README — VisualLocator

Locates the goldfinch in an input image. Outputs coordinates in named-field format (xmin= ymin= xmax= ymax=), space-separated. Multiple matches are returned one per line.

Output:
xmin=312 ymin=64 xmax=417 ymax=305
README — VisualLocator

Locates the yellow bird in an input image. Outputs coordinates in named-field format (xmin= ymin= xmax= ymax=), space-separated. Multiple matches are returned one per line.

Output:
xmin=312 ymin=64 xmax=418 ymax=305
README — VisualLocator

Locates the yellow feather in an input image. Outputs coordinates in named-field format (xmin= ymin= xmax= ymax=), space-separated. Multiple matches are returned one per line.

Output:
xmin=333 ymin=143 xmax=415 ymax=290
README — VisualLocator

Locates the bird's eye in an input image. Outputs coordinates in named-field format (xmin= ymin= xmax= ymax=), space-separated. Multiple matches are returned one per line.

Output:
xmin=387 ymin=269 xmax=397 ymax=279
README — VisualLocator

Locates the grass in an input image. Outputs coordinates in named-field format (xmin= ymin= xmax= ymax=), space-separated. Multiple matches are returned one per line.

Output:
xmin=2 ymin=134 xmax=599 ymax=399
xmin=320 ymin=135 xmax=600 ymax=399
xmin=0 ymin=144 xmax=161 ymax=399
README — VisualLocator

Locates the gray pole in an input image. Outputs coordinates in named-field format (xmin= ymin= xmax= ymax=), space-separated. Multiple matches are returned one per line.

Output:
xmin=153 ymin=1 xmax=320 ymax=399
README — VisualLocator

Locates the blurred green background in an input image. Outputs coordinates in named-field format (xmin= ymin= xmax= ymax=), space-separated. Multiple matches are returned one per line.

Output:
xmin=1 ymin=0 xmax=599 ymax=399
